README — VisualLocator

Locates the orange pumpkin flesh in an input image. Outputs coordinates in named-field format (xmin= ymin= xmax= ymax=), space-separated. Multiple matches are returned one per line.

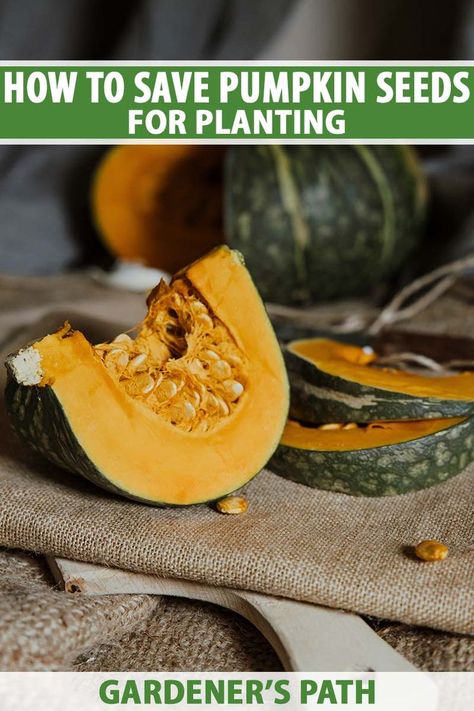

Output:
xmin=281 ymin=417 xmax=465 ymax=451
xmin=289 ymin=339 xmax=474 ymax=401
xmin=92 ymin=145 xmax=224 ymax=273
xmin=7 ymin=247 xmax=289 ymax=505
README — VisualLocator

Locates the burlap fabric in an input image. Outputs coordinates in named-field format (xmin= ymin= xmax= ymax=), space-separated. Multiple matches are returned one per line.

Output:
xmin=0 ymin=548 xmax=157 ymax=670
xmin=0 ymin=549 xmax=280 ymax=671
xmin=2 ymin=549 xmax=474 ymax=672
xmin=1 ymin=273 xmax=474 ymax=670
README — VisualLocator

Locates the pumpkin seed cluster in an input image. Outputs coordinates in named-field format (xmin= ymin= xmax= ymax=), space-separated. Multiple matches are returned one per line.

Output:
xmin=95 ymin=279 xmax=247 ymax=432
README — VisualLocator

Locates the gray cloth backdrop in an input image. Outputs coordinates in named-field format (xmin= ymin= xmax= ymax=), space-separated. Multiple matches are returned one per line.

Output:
xmin=0 ymin=0 xmax=294 ymax=275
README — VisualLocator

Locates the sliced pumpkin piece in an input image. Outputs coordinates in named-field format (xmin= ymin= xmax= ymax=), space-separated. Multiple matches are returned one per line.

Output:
xmin=286 ymin=338 xmax=474 ymax=423
xmin=270 ymin=417 xmax=474 ymax=496
xmin=5 ymin=247 xmax=289 ymax=506
xmin=92 ymin=145 xmax=224 ymax=273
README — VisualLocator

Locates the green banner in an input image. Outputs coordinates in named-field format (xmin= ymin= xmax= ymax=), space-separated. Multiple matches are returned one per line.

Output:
xmin=0 ymin=64 xmax=473 ymax=140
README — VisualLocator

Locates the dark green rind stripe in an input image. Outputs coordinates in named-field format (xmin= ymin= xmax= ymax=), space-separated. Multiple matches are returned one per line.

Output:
xmin=286 ymin=351 xmax=474 ymax=423
xmin=269 ymin=417 xmax=474 ymax=497
xmin=225 ymin=145 xmax=426 ymax=306
xmin=5 ymin=379 xmax=242 ymax=507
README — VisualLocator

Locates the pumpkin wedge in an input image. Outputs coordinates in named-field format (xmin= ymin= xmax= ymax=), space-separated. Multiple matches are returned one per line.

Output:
xmin=92 ymin=145 xmax=224 ymax=273
xmin=286 ymin=338 xmax=474 ymax=423
xmin=5 ymin=247 xmax=289 ymax=506
xmin=270 ymin=417 xmax=474 ymax=496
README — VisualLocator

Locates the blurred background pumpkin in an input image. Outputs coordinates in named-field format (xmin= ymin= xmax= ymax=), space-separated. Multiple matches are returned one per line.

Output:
xmin=0 ymin=0 xmax=473 ymax=307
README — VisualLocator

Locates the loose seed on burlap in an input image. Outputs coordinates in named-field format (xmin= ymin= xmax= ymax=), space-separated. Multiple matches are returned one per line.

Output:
xmin=216 ymin=495 xmax=249 ymax=515
xmin=414 ymin=539 xmax=449 ymax=562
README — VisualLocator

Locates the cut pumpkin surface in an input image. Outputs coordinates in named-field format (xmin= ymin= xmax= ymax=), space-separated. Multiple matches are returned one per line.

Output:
xmin=5 ymin=247 xmax=289 ymax=506
xmin=270 ymin=417 xmax=474 ymax=496
xmin=286 ymin=338 xmax=474 ymax=423
xmin=92 ymin=145 xmax=224 ymax=274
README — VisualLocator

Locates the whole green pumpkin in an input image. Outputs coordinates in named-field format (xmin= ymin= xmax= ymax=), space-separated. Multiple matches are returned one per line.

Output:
xmin=225 ymin=145 xmax=427 ymax=305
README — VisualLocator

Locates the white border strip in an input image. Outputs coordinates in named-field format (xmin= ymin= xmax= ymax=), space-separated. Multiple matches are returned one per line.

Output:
xmin=0 ymin=671 xmax=446 ymax=711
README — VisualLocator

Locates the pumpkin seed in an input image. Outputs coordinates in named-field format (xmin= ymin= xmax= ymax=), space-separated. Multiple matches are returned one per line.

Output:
xmin=216 ymin=495 xmax=248 ymax=515
xmin=414 ymin=539 xmax=448 ymax=562
xmin=196 ymin=382 xmax=207 ymax=398
xmin=226 ymin=353 xmax=243 ymax=367
xmin=114 ymin=333 xmax=133 ymax=345
xmin=205 ymin=393 xmax=219 ymax=410
xmin=168 ymin=405 xmax=182 ymax=423
xmin=129 ymin=354 xmax=147 ymax=371
xmin=107 ymin=350 xmax=129 ymax=369
xmin=223 ymin=379 xmax=244 ymax=400
xmin=183 ymin=401 xmax=196 ymax=420
xmin=203 ymin=349 xmax=220 ymax=361
xmin=138 ymin=373 xmax=155 ymax=395
xmin=342 ymin=422 xmax=358 ymax=430
xmin=319 ymin=423 xmax=343 ymax=431
xmin=194 ymin=420 xmax=209 ymax=433
xmin=189 ymin=390 xmax=201 ymax=407
xmin=188 ymin=358 xmax=203 ymax=375
xmin=211 ymin=360 xmax=232 ymax=379
xmin=196 ymin=313 xmax=213 ymax=329
xmin=357 ymin=345 xmax=376 ymax=365
xmin=148 ymin=341 xmax=171 ymax=363
xmin=216 ymin=396 xmax=230 ymax=416
xmin=191 ymin=301 xmax=208 ymax=315
xmin=156 ymin=379 xmax=178 ymax=400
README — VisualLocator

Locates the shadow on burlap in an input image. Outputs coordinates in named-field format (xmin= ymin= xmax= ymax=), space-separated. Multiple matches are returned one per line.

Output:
xmin=0 ymin=274 xmax=473 ymax=671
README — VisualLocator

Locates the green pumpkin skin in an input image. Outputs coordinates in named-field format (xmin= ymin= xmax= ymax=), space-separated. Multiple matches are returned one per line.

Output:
xmin=225 ymin=145 xmax=427 ymax=305
xmin=285 ymin=348 xmax=474 ymax=424
xmin=270 ymin=417 xmax=474 ymax=497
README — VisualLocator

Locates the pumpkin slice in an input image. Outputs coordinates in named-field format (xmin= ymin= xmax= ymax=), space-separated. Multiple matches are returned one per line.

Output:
xmin=5 ymin=247 xmax=289 ymax=506
xmin=286 ymin=338 xmax=474 ymax=423
xmin=92 ymin=146 xmax=224 ymax=273
xmin=270 ymin=417 xmax=474 ymax=496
